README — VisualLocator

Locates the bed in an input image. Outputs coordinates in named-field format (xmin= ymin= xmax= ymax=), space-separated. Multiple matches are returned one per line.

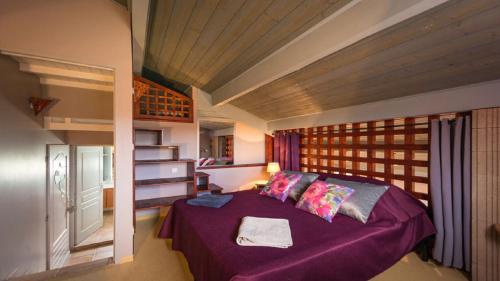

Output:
xmin=159 ymin=174 xmax=435 ymax=281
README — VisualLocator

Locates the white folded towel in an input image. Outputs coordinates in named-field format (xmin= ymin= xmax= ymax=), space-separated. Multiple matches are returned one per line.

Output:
xmin=236 ymin=216 xmax=293 ymax=248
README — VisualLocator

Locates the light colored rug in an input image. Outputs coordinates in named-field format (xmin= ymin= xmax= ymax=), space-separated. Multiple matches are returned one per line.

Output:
xmin=52 ymin=216 xmax=469 ymax=281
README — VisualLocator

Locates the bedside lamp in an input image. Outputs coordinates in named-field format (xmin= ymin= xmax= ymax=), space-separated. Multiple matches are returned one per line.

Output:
xmin=266 ymin=162 xmax=281 ymax=177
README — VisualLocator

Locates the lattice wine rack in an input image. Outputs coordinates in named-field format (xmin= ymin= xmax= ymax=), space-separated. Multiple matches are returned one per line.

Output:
xmin=133 ymin=76 xmax=193 ymax=122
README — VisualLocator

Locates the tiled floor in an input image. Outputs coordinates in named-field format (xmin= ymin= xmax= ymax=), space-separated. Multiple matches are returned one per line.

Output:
xmin=64 ymin=245 xmax=113 ymax=267
xmin=76 ymin=211 xmax=114 ymax=247
xmin=63 ymin=211 xmax=114 ymax=267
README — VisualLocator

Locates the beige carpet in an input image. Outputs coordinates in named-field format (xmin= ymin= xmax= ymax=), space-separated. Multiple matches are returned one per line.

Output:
xmin=52 ymin=217 xmax=469 ymax=281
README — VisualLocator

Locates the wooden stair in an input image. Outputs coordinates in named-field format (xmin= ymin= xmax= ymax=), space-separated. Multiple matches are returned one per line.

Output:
xmin=133 ymin=128 xmax=223 ymax=216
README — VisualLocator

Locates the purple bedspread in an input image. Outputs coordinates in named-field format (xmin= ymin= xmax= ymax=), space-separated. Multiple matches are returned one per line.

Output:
xmin=159 ymin=182 xmax=435 ymax=281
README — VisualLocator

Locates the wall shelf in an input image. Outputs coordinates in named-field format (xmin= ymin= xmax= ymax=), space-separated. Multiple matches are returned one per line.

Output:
xmin=135 ymin=176 xmax=194 ymax=187
xmin=133 ymin=127 xmax=222 ymax=227
xmin=134 ymin=145 xmax=178 ymax=149
xmin=135 ymin=195 xmax=188 ymax=210
xmin=134 ymin=128 xmax=163 ymax=145
xmin=135 ymin=159 xmax=195 ymax=165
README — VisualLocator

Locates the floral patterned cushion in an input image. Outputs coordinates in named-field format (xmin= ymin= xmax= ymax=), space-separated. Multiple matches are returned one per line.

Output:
xmin=260 ymin=171 xmax=303 ymax=202
xmin=295 ymin=180 xmax=355 ymax=222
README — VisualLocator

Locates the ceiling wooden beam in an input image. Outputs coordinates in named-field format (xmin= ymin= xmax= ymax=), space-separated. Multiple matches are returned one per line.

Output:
xmin=40 ymin=77 xmax=114 ymax=92
xmin=131 ymin=0 xmax=150 ymax=74
xmin=44 ymin=117 xmax=113 ymax=132
xmin=1 ymin=50 xmax=115 ymax=93
xmin=211 ymin=0 xmax=448 ymax=106
xmin=19 ymin=63 xmax=114 ymax=83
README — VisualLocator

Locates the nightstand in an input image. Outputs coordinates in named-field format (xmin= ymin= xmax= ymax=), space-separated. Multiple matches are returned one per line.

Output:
xmin=254 ymin=183 xmax=267 ymax=190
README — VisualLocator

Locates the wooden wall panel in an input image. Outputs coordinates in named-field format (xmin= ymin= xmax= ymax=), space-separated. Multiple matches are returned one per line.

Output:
xmin=276 ymin=116 xmax=434 ymax=201
xmin=265 ymin=134 xmax=273 ymax=163
xmin=472 ymin=107 xmax=500 ymax=281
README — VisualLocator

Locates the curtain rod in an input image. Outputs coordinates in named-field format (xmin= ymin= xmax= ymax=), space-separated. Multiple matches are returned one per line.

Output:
xmin=275 ymin=122 xmax=430 ymax=135
xmin=274 ymin=112 xmax=470 ymax=135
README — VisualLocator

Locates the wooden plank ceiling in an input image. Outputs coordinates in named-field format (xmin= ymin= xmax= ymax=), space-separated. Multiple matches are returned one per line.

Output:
xmin=231 ymin=0 xmax=500 ymax=120
xmin=144 ymin=0 xmax=351 ymax=93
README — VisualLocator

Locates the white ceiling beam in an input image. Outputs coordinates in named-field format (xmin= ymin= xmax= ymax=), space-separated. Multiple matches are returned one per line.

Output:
xmin=40 ymin=77 xmax=114 ymax=92
xmin=0 ymin=50 xmax=113 ymax=71
xmin=44 ymin=117 xmax=113 ymax=132
xmin=131 ymin=0 xmax=150 ymax=74
xmin=19 ymin=63 xmax=114 ymax=83
xmin=212 ymin=0 xmax=448 ymax=106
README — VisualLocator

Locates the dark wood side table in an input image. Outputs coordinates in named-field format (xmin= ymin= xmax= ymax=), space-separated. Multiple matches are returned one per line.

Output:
xmin=254 ymin=183 xmax=268 ymax=191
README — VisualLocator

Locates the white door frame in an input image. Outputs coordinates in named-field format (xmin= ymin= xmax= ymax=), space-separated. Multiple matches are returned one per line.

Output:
xmin=69 ymin=145 xmax=77 ymax=248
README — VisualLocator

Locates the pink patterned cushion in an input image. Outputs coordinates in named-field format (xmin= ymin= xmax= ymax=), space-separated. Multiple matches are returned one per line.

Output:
xmin=260 ymin=171 xmax=302 ymax=202
xmin=199 ymin=158 xmax=207 ymax=166
xmin=295 ymin=180 xmax=355 ymax=222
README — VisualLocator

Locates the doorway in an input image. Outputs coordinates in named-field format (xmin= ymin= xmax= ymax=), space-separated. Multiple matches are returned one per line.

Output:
xmin=47 ymin=145 xmax=115 ymax=268
xmin=0 ymin=50 xmax=116 ymax=278
xmin=66 ymin=145 xmax=114 ymax=266
xmin=72 ymin=146 xmax=114 ymax=249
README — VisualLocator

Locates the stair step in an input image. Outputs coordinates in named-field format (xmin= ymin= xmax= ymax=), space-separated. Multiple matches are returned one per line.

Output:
xmin=198 ymin=183 xmax=223 ymax=194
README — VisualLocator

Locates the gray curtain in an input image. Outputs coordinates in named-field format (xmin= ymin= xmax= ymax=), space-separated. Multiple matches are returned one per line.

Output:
xmin=430 ymin=116 xmax=471 ymax=271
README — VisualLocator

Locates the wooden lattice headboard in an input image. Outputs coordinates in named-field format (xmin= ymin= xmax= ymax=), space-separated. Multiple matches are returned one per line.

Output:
xmin=275 ymin=115 xmax=449 ymax=202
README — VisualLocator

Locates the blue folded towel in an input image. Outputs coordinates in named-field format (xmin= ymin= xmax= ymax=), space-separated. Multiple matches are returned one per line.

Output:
xmin=187 ymin=194 xmax=233 ymax=208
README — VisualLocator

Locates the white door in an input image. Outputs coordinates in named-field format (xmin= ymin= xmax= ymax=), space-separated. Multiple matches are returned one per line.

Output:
xmin=47 ymin=145 xmax=70 ymax=269
xmin=75 ymin=146 xmax=104 ymax=245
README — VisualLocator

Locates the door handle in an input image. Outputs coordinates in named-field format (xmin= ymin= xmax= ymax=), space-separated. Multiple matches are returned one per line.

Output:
xmin=66 ymin=199 xmax=76 ymax=213
xmin=66 ymin=205 xmax=76 ymax=213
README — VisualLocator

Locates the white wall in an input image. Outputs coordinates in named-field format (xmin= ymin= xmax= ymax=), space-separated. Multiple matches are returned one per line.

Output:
xmin=268 ymin=79 xmax=500 ymax=131
xmin=0 ymin=55 xmax=66 ymax=279
xmin=42 ymin=85 xmax=113 ymax=120
xmin=210 ymin=127 xmax=234 ymax=137
xmin=203 ymin=166 xmax=268 ymax=193
xmin=197 ymin=88 xmax=267 ymax=132
xmin=0 ymin=0 xmax=134 ymax=264
xmin=233 ymin=122 xmax=265 ymax=165
xmin=196 ymin=87 xmax=267 ymax=164
xmin=192 ymin=87 xmax=269 ymax=192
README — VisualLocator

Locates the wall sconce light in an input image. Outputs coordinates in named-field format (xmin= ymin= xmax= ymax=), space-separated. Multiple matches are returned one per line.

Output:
xmin=29 ymin=97 xmax=53 ymax=116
